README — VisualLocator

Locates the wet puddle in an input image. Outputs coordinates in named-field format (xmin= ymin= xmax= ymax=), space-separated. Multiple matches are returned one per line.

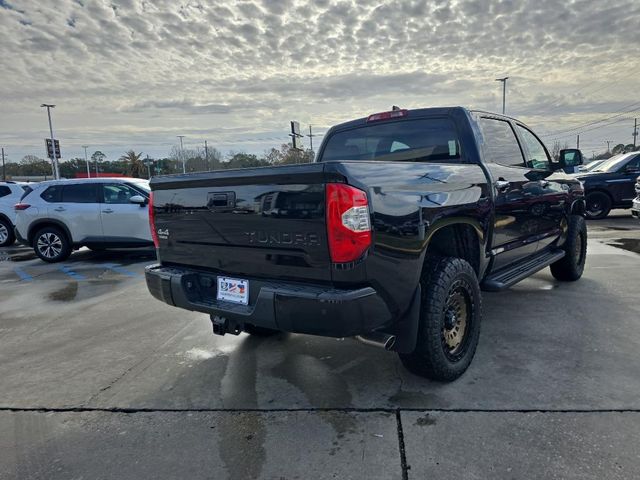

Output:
xmin=607 ymin=238 xmax=640 ymax=255
xmin=49 ymin=282 xmax=79 ymax=302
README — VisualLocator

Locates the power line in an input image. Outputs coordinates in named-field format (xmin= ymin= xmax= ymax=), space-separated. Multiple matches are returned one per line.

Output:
xmin=540 ymin=101 xmax=640 ymax=138
xmin=547 ymin=115 xmax=636 ymax=142
xmin=534 ymin=64 xmax=640 ymax=116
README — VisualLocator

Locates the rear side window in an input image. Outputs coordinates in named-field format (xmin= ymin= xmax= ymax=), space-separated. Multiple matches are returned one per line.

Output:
xmin=320 ymin=118 xmax=461 ymax=163
xmin=41 ymin=185 xmax=62 ymax=203
xmin=61 ymin=184 xmax=98 ymax=203
xmin=20 ymin=186 xmax=34 ymax=201
xmin=0 ymin=186 xmax=11 ymax=198
xmin=478 ymin=118 xmax=525 ymax=167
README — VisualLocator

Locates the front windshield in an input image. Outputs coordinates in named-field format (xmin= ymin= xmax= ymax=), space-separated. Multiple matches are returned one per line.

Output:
xmin=593 ymin=154 xmax=631 ymax=172
xmin=585 ymin=160 xmax=604 ymax=171
xmin=129 ymin=180 xmax=150 ymax=192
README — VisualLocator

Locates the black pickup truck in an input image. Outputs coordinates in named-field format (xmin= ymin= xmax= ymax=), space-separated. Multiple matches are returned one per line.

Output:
xmin=146 ymin=107 xmax=586 ymax=381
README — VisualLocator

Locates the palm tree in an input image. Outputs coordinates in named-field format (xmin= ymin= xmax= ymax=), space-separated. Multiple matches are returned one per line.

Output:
xmin=119 ymin=150 xmax=145 ymax=178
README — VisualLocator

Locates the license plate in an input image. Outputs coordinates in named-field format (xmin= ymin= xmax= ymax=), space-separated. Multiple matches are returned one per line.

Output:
xmin=217 ymin=277 xmax=249 ymax=305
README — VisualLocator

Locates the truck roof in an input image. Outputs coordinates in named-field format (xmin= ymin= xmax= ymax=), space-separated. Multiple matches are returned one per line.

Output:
xmin=327 ymin=106 xmax=519 ymax=133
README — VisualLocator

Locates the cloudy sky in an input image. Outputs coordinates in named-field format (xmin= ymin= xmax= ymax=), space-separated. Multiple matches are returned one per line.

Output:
xmin=1 ymin=0 xmax=639 ymax=163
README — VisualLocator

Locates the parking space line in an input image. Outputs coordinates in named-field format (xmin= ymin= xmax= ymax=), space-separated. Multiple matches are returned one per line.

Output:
xmin=100 ymin=263 xmax=139 ymax=277
xmin=58 ymin=265 xmax=86 ymax=280
xmin=13 ymin=267 xmax=33 ymax=282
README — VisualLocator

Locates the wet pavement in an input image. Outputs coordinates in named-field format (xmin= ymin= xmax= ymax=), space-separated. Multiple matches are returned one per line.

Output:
xmin=1 ymin=213 xmax=640 ymax=479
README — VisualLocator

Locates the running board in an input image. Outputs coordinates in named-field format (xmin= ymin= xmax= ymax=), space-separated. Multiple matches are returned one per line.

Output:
xmin=482 ymin=249 xmax=565 ymax=291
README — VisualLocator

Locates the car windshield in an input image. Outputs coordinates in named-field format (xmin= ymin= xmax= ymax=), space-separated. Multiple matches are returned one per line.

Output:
xmin=584 ymin=160 xmax=604 ymax=171
xmin=319 ymin=118 xmax=461 ymax=163
xmin=129 ymin=180 xmax=150 ymax=192
xmin=593 ymin=154 xmax=634 ymax=172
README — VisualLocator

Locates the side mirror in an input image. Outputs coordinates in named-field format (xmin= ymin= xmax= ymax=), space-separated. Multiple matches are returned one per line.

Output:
xmin=558 ymin=149 xmax=583 ymax=171
xmin=130 ymin=195 xmax=147 ymax=206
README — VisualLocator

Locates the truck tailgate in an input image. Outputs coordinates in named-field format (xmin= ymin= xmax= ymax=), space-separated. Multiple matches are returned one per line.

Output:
xmin=150 ymin=164 xmax=337 ymax=283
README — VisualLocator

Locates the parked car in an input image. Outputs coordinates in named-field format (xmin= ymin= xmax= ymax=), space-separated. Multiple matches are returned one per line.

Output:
xmin=577 ymin=152 xmax=640 ymax=219
xmin=145 ymin=107 xmax=586 ymax=381
xmin=0 ymin=181 xmax=32 ymax=247
xmin=632 ymin=175 xmax=640 ymax=220
xmin=14 ymin=178 xmax=152 ymax=262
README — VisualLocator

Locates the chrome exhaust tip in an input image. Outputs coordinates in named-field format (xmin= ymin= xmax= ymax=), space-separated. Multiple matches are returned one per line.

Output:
xmin=356 ymin=332 xmax=396 ymax=351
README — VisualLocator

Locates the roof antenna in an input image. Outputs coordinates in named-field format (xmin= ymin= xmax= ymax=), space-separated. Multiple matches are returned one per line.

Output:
xmin=391 ymin=105 xmax=401 ymax=111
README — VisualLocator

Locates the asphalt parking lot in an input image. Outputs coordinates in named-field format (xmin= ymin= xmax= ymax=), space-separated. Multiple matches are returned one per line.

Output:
xmin=1 ymin=211 xmax=640 ymax=479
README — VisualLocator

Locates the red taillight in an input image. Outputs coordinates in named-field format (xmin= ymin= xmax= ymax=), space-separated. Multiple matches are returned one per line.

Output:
xmin=14 ymin=203 xmax=30 ymax=211
xmin=366 ymin=109 xmax=408 ymax=122
xmin=325 ymin=183 xmax=372 ymax=263
xmin=148 ymin=192 xmax=159 ymax=248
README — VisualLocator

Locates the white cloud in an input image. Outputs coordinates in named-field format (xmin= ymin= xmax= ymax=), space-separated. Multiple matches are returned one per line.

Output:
xmin=0 ymin=0 xmax=639 ymax=161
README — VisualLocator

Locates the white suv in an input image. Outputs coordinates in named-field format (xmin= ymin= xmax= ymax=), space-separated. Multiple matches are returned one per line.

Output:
xmin=0 ymin=181 xmax=32 ymax=247
xmin=15 ymin=178 xmax=153 ymax=262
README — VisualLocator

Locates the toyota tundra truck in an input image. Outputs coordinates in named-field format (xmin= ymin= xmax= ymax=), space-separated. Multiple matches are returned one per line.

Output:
xmin=145 ymin=107 xmax=586 ymax=381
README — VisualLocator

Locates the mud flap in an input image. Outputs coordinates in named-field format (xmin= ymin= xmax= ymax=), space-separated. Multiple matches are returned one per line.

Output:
xmin=392 ymin=284 xmax=421 ymax=354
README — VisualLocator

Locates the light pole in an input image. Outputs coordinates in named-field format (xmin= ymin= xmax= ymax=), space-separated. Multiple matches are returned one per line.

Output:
xmin=495 ymin=77 xmax=509 ymax=114
xmin=82 ymin=145 xmax=90 ymax=178
xmin=177 ymin=135 xmax=186 ymax=173
xmin=40 ymin=103 xmax=60 ymax=179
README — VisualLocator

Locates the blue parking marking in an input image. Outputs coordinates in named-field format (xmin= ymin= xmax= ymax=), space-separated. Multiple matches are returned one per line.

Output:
xmin=100 ymin=263 xmax=139 ymax=278
xmin=59 ymin=265 xmax=86 ymax=280
xmin=14 ymin=267 xmax=33 ymax=282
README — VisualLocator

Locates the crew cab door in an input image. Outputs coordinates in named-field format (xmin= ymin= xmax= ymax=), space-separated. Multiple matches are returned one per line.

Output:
xmin=99 ymin=183 xmax=152 ymax=243
xmin=513 ymin=123 xmax=566 ymax=251
xmin=477 ymin=116 xmax=546 ymax=269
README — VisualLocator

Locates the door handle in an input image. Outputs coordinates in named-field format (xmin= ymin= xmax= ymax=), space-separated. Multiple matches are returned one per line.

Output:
xmin=539 ymin=180 xmax=550 ymax=188
xmin=54 ymin=207 xmax=66 ymax=212
xmin=494 ymin=180 xmax=510 ymax=192
xmin=102 ymin=209 xmax=114 ymax=214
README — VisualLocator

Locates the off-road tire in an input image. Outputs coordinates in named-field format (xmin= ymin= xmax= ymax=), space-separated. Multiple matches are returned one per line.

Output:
xmin=585 ymin=191 xmax=611 ymax=219
xmin=0 ymin=218 xmax=16 ymax=247
xmin=243 ymin=324 xmax=280 ymax=336
xmin=399 ymin=256 xmax=482 ymax=382
xmin=550 ymin=215 xmax=587 ymax=281
xmin=33 ymin=226 xmax=72 ymax=263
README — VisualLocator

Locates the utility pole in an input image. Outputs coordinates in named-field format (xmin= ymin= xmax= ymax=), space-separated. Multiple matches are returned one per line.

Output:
xmin=633 ymin=118 xmax=638 ymax=149
xmin=82 ymin=145 xmax=90 ymax=178
xmin=605 ymin=140 xmax=611 ymax=153
xmin=495 ymin=77 xmax=508 ymax=114
xmin=307 ymin=125 xmax=316 ymax=154
xmin=177 ymin=135 xmax=186 ymax=173
xmin=576 ymin=134 xmax=580 ymax=149
xmin=40 ymin=104 xmax=60 ymax=179
xmin=146 ymin=154 xmax=151 ymax=179
xmin=1 ymin=148 xmax=5 ymax=181
xmin=204 ymin=140 xmax=210 ymax=171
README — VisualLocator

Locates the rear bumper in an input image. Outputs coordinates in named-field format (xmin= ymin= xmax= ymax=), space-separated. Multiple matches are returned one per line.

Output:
xmin=145 ymin=264 xmax=393 ymax=337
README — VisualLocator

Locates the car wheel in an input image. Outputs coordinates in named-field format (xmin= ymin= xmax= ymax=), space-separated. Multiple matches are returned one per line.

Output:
xmin=550 ymin=215 xmax=587 ymax=281
xmin=243 ymin=324 xmax=280 ymax=336
xmin=585 ymin=191 xmax=611 ymax=219
xmin=399 ymin=256 xmax=482 ymax=382
xmin=33 ymin=227 xmax=72 ymax=263
xmin=0 ymin=218 xmax=16 ymax=247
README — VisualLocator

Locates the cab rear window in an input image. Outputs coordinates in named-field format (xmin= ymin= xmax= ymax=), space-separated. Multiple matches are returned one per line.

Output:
xmin=320 ymin=118 xmax=461 ymax=163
